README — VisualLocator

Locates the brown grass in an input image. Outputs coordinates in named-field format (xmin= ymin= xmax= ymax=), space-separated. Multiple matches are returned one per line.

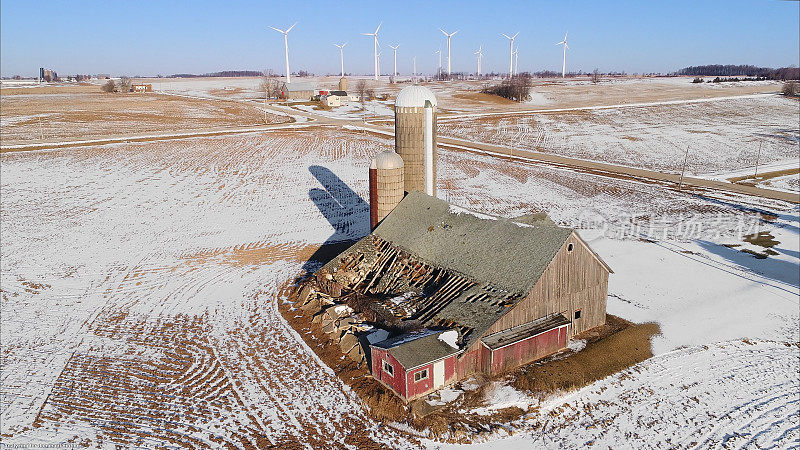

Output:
xmin=0 ymin=92 xmax=289 ymax=145
xmin=453 ymin=92 xmax=518 ymax=105
xmin=511 ymin=315 xmax=660 ymax=395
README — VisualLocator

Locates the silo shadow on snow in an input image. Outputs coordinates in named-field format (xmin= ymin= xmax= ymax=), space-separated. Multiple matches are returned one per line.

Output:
xmin=302 ymin=165 xmax=370 ymax=273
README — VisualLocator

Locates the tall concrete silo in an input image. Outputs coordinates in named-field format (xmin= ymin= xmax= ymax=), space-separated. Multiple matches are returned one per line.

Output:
xmin=369 ymin=150 xmax=405 ymax=230
xmin=394 ymin=85 xmax=437 ymax=196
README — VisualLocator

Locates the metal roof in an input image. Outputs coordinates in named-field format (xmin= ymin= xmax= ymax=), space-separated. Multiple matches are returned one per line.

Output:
xmin=371 ymin=329 xmax=459 ymax=369
xmin=395 ymin=85 xmax=437 ymax=108
xmin=481 ymin=314 xmax=570 ymax=351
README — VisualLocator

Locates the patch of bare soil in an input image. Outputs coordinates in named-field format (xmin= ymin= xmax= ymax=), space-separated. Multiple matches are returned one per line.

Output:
xmin=510 ymin=315 xmax=660 ymax=395
xmin=453 ymin=92 xmax=518 ymax=105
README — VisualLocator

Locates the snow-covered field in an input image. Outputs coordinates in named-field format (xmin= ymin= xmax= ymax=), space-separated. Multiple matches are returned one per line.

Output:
xmin=439 ymin=95 xmax=800 ymax=176
xmin=0 ymin=73 xmax=800 ymax=448
xmin=2 ymin=90 xmax=798 ymax=446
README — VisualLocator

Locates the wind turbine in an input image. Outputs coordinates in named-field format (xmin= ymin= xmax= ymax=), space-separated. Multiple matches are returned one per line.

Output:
xmin=362 ymin=22 xmax=382 ymax=81
xmin=514 ymin=46 xmax=519 ymax=76
xmin=377 ymin=51 xmax=382 ymax=76
xmin=556 ymin=32 xmax=569 ymax=78
xmin=412 ymin=56 xmax=417 ymax=81
xmin=434 ymin=49 xmax=442 ymax=79
xmin=334 ymin=42 xmax=347 ymax=77
xmin=389 ymin=44 xmax=399 ymax=77
xmin=501 ymin=32 xmax=518 ymax=78
xmin=270 ymin=22 xmax=297 ymax=84
xmin=439 ymin=28 xmax=458 ymax=77
xmin=475 ymin=46 xmax=483 ymax=77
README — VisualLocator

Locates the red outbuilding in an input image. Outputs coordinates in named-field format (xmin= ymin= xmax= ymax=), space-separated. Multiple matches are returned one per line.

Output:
xmin=370 ymin=329 xmax=459 ymax=401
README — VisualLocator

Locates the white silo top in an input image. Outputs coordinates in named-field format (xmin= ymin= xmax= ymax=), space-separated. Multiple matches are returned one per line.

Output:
xmin=395 ymin=85 xmax=437 ymax=108
xmin=370 ymin=151 xmax=405 ymax=169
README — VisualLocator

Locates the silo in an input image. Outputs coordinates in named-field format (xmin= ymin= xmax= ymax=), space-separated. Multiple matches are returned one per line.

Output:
xmin=394 ymin=85 xmax=437 ymax=196
xmin=339 ymin=77 xmax=348 ymax=91
xmin=369 ymin=151 xmax=405 ymax=230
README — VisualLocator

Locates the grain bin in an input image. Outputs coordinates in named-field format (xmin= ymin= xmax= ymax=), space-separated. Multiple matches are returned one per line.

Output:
xmin=369 ymin=151 xmax=405 ymax=230
xmin=338 ymin=77 xmax=348 ymax=91
xmin=394 ymin=85 xmax=437 ymax=196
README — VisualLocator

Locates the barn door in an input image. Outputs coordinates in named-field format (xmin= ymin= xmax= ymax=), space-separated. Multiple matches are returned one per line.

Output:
xmin=433 ymin=360 xmax=445 ymax=389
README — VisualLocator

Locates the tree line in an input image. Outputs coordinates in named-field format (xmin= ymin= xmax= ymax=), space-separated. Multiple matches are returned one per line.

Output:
xmin=674 ymin=65 xmax=799 ymax=80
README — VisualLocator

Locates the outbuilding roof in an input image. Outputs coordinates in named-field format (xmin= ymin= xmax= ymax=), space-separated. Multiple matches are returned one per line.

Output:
xmin=481 ymin=314 xmax=570 ymax=351
xmin=372 ymin=191 xmax=573 ymax=294
xmin=371 ymin=329 xmax=459 ymax=369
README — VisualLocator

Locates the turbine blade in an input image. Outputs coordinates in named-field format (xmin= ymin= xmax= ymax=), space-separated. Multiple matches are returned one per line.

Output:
xmin=512 ymin=32 xmax=519 ymax=39
xmin=501 ymin=33 xmax=511 ymax=39
xmin=452 ymin=30 xmax=459 ymax=36
xmin=375 ymin=22 xmax=382 ymax=34
xmin=269 ymin=26 xmax=285 ymax=33
xmin=286 ymin=22 xmax=297 ymax=33
xmin=565 ymin=43 xmax=569 ymax=50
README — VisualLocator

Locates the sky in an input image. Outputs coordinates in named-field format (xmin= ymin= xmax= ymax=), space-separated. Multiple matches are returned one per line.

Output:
xmin=1 ymin=0 xmax=798 ymax=78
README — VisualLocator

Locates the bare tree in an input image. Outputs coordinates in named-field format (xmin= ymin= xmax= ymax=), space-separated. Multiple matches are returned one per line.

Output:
xmin=481 ymin=73 xmax=532 ymax=102
xmin=782 ymin=81 xmax=798 ymax=97
xmin=118 ymin=76 xmax=132 ymax=93
xmin=356 ymin=79 xmax=368 ymax=109
xmin=101 ymin=79 xmax=116 ymax=93
xmin=592 ymin=68 xmax=600 ymax=84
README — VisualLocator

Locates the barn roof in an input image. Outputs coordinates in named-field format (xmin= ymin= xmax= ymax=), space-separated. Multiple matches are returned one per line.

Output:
xmin=371 ymin=329 xmax=459 ymax=370
xmin=372 ymin=191 xmax=573 ymax=295
xmin=481 ymin=314 xmax=570 ymax=351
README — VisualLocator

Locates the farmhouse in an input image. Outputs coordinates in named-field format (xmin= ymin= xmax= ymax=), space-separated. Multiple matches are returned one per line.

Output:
xmin=314 ymin=191 xmax=612 ymax=402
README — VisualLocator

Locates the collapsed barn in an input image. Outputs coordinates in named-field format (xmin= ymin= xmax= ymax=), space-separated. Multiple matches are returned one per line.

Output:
xmin=299 ymin=191 xmax=612 ymax=402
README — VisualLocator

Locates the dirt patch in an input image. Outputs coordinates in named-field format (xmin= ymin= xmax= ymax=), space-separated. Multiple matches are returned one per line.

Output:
xmin=510 ymin=315 xmax=660 ymax=396
xmin=453 ymin=92 xmax=517 ymax=105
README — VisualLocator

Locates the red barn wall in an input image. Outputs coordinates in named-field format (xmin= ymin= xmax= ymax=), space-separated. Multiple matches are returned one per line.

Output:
xmin=487 ymin=324 xmax=568 ymax=375
xmin=370 ymin=348 xmax=407 ymax=398
xmin=406 ymin=363 xmax=434 ymax=400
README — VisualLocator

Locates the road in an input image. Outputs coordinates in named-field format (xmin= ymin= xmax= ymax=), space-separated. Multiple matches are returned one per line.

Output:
xmin=4 ymin=92 xmax=797 ymax=204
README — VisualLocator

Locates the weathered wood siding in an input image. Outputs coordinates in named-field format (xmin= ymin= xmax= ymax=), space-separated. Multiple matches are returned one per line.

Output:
xmin=484 ymin=324 xmax=568 ymax=375
xmin=485 ymin=232 xmax=609 ymax=338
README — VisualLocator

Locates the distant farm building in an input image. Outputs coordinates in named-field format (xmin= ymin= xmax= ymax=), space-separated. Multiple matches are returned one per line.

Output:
xmin=131 ymin=84 xmax=152 ymax=93
xmin=321 ymin=90 xmax=349 ymax=107
xmin=280 ymin=82 xmax=316 ymax=100
xmin=39 ymin=68 xmax=58 ymax=82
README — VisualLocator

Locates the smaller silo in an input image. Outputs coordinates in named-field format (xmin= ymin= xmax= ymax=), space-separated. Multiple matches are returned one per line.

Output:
xmin=369 ymin=151 xmax=405 ymax=230
xmin=339 ymin=77 xmax=348 ymax=92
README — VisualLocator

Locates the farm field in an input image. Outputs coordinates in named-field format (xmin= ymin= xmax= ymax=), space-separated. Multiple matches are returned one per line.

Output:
xmin=438 ymin=95 xmax=800 ymax=177
xmin=0 ymin=86 xmax=289 ymax=146
xmin=2 ymin=113 xmax=798 ymax=448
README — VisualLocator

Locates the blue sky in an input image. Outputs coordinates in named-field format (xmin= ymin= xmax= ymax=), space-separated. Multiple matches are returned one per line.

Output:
xmin=1 ymin=0 xmax=798 ymax=77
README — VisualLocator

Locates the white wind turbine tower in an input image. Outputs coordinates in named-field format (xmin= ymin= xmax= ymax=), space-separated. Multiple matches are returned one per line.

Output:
xmin=412 ymin=56 xmax=417 ymax=81
xmin=334 ymin=42 xmax=347 ymax=77
xmin=270 ymin=22 xmax=297 ymax=83
xmin=377 ymin=51 xmax=382 ymax=76
xmin=362 ymin=22 xmax=382 ymax=81
xmin=514 ymin=46 xmax=519 ymax=76
xmin=501 ymin=32 xmax=518 ymax=78
xmin=474 ymin=46 xmax=483 ymax=76
xmin=389 ymin=44 xmax=399 ymax=77
xmin=439 ymin=29 xmax=458 ymax=77
xmin=556 ymin=32 xmax=569 ymax=78
xmin=435 ymin=49 xmax=442 ymax=79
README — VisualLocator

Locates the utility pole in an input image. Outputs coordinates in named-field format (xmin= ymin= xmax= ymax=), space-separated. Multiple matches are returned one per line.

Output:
xmin=754 ymin=140 xmax=763 ymax=179
xmin=678 ymin=145 xmax=689 ymax=191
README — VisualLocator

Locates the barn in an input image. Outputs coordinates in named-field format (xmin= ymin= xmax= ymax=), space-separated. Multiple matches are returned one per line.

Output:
xmin=315 ymin=191 xmax=612 ymax=402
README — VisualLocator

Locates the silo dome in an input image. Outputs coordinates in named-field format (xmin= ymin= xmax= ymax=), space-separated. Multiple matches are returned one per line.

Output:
xmin=370 ymin=150 xmax=404 ymax=170
xmin=395 ymin=85 xmax=437 ymax=108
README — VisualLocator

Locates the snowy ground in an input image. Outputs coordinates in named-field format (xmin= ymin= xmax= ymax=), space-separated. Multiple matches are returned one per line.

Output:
xmin=2 ymin=106 xmax=798 ymax=446
xmin=438 ymin=95 xmax=799 ymax=175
